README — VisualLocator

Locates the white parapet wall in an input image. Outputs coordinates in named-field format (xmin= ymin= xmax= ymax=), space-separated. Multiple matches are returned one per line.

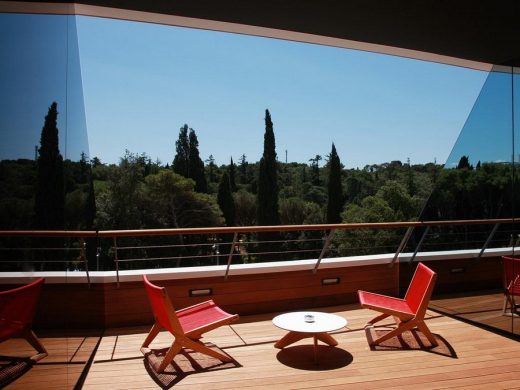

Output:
xmin=0 ymin=246 xmax=517 ymax=285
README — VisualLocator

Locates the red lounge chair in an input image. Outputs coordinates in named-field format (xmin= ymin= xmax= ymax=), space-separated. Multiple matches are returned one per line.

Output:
xmin=141 ymin=275 xmax=239 ymax=372
xmin=358 ymin=262 xmax=438 ymax=347
xmin=501 ymin=256 xmax=520 ymax=316
xmin=0 ymin=278 xmax=47 ymax=361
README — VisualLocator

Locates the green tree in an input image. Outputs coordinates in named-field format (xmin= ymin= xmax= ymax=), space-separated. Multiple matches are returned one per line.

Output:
xmin=96 ymin=151 xmax=146 ymax=229
xmin=257 ymin=109 xmax=280 ymax=226
xmin=144 ymin=169 xmax=222 ymax=228
xmin=457 ymin=155 xmax=473 ymax=170
xmin=217 ymin=171 xmax=236 ymax=226
xmin=0 ymin=160 xmax=35 ymax=229
xmin=229 ymin=157 xmax=237 ymax=192
xmin=238 ymin=154 xmax=248 ymax=184
xmin=91 ymin=156 xmax=101 ymax=168
xmin=206 ymin=155 xmax=217 ymax=183
xmin=188 ymin=129 xmax=208 ymax=193
xmin=34 ymin=102 xmax=65 ymax=229
xmin=85 ymin=172 xmax=96 ymax=229
xmin=172 ymin=124 xmax=190 ymax=177
xmin=309 ymin=154 xmax=322 ymax=186
xmin=234 ymin=189 xmax=257 ymax=226
xmin=335 ymin=196 xmax=397 ymax=256
xmin=279 ymin=197 xmax=308 ymax=225
xmin=406 ymin=158 xmax=417 ymax=196
xmin=256 ymin=109 xmax=280 ymax=261
xmin=326 ymin=143 xmax=344 ymax=223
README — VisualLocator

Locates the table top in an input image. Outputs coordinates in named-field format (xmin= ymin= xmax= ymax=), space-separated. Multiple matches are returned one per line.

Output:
xmin=272 ymin=311 xmax=347 ymax=333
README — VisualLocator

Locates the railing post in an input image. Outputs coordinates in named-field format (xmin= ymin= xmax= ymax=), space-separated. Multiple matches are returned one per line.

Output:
xmin=224 ymin=232 xmax=238 ymax=280
xmin=313 ymin=229 xmax=335 ymax=274
xmin=409 ymin=226 xmax=430 ymax=264
xmin=390 ymin=226 xmax=414 ymax=267
xmin=113 ymin=237 xmax=120 ymax=288
xmin=477 ymin=223 xmax=500 ymax=260
xmin=96 ymin=246 xmax=101 ymax=271
xmin=80 ymin=238 xmax=91 ymax=287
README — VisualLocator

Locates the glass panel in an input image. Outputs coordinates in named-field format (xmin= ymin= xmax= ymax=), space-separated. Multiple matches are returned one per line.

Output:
xmin=0 ymin=14 xmax=67 ymax=231
xmin=513 ymin=68 xmax=520 ymax=336
xmin=0 ymin=13 xmax=94 ymax=388
xmin=422 ymin=67 xmax=516 ymax=336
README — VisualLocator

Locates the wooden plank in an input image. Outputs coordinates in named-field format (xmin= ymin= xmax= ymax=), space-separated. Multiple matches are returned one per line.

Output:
xmin=4 ymin=288 xmax=518 ymax=389
xmin=78 ymin=301 xmax=520 ymax=389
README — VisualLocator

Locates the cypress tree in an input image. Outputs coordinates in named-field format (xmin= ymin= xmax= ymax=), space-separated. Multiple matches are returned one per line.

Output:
xmin=238 ymin=154 xmax=248 ymax=185
xmin=173 ymin=124 xmax=189 ymax=177
xmin=206 ymin=155 xmax=216 ymax=183
xmin=85 ymin=171 xmax=96 ymax=229
xmin=217 ymin=171 xmax=235 ymax=226
xmin=326 ymin=143 xmax=344 ymax=224
xmin=85 ymin=167 xmax=97 ymax=269
xmin=229 ymin=157 xmax=237 ymax=192
xmin=309 ymin=154 xmax=322 ymax=185
xmin=457 ymin=155 xmax=472 ymax=170
xmin=257 ymin=109 xmax=280 ymax=226
xmin=188 ymin=129 xmax=208 ymax=193
xmin=406 ymin=157 xmax=416 ymax=196
xmin=34 ymin=102 xmax=65 ymax=229
xmin=256 ymin=110 xmax=280 ymax=261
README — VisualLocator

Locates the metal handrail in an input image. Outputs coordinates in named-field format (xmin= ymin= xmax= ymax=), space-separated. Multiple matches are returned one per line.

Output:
xmin=0 ymin=218 xmax=514 ymax=238
xmin=0 ymin=218 xmax=517 ymax=286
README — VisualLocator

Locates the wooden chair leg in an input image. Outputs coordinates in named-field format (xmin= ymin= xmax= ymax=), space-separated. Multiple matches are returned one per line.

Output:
xmin=183 ymin=338 xmax=233 ymax=363
xmin=24 ymin=330 xmax=48 ymax=362
xmin=141 ymin=322 xmax=162 ymax=349
xmin=416 ymin=320 xmax=438 ymax=347
xmin=370 ymin=320 xmax=416 ymax=346
xmin=501 ymin=294 xmax=519 ymax=316
xmin=367 ymin=313 xmax=390 ymax=326
xmin=157 ymin=341 xmax=183 ymax=373
xmin=502 ymin=294 xmax=509 ymax=315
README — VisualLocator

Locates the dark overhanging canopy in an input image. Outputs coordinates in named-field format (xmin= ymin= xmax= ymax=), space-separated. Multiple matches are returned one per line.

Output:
xmin=2 ymin=0 xmax=519 ymax=67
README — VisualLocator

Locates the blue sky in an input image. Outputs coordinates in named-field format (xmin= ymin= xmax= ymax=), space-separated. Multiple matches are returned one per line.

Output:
xmin=1 ymin=13 xmax=505 ymax=168
xmin=74 ymin=16 xmax=490 ymax=168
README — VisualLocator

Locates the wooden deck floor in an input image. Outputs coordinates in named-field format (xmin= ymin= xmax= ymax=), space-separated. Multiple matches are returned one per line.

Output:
xmin=431 ymin=289 xmax=520 ymax=335
xmin=2 ymin=301 xmax=520 ymax=389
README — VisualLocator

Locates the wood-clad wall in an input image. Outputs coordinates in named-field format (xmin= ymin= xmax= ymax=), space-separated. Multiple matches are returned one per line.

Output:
xmin=28 ymin=263 xmax=397 ymax=329
xmin=399 ymin=256 xmax=503 ymax=295
xmin=24 ymin=257 xmax=503 ymax=330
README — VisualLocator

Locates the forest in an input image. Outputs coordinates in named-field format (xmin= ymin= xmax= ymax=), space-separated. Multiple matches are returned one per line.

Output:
xmin=0 ymin=104 xmax=518 ymax=270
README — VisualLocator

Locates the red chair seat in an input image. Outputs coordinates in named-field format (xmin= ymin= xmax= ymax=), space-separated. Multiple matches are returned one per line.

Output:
xmin=502 ymin=257 xmax=520 ymax=315
xmin=357 ymin=262 xmax=438 ymax=347
xmin=358 ymin=291 xmax=414 ymax=317
xmin=141 ymin=275 xmax=239 ymax=373
xmin=178 ymin=301 xmax=235 ymax=334
xmin=0 ymin=278 xmax=47 ymax=361
xmin=0 ymin=320 xmax=25 ymax=342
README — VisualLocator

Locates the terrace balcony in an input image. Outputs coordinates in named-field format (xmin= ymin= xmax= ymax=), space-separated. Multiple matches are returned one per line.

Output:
xmin=1 ymin=1 xmax=519 ymax=388
xmin=0 ymin=220 xmax=519 ymax=389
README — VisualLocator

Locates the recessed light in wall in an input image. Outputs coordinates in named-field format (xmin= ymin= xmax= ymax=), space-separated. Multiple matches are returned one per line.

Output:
xmin=322 ymin=277 xmax=340 ymax=285
xmin=189 ymin=288 xmax=213 ymax=297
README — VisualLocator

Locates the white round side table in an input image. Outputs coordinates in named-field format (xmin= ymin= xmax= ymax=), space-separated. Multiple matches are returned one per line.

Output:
xmin=273 ymin=311 xmax=347 ymax=363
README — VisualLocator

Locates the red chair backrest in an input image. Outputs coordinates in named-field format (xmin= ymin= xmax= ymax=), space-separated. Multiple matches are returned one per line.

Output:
xmin=0 ymin=278 xmax=45 ymax=330
xmin=404 ymin=263 xmax=437 ymax=316
xmin=143 ymin=275 xmax=182 ymax=335
xmin=502 ymin=256 xmax=520 ymax=291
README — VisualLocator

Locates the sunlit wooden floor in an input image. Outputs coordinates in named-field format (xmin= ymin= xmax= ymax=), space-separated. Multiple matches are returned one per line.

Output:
xmin=431 ymin=289 xmax=520 ymax=335
xmin=2 ymin=301 xmax=520 ymax=389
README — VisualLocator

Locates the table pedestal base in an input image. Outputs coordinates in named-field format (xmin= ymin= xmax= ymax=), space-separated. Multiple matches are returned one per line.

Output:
xmin=274 ymin=331 xmax=338 ymax=363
